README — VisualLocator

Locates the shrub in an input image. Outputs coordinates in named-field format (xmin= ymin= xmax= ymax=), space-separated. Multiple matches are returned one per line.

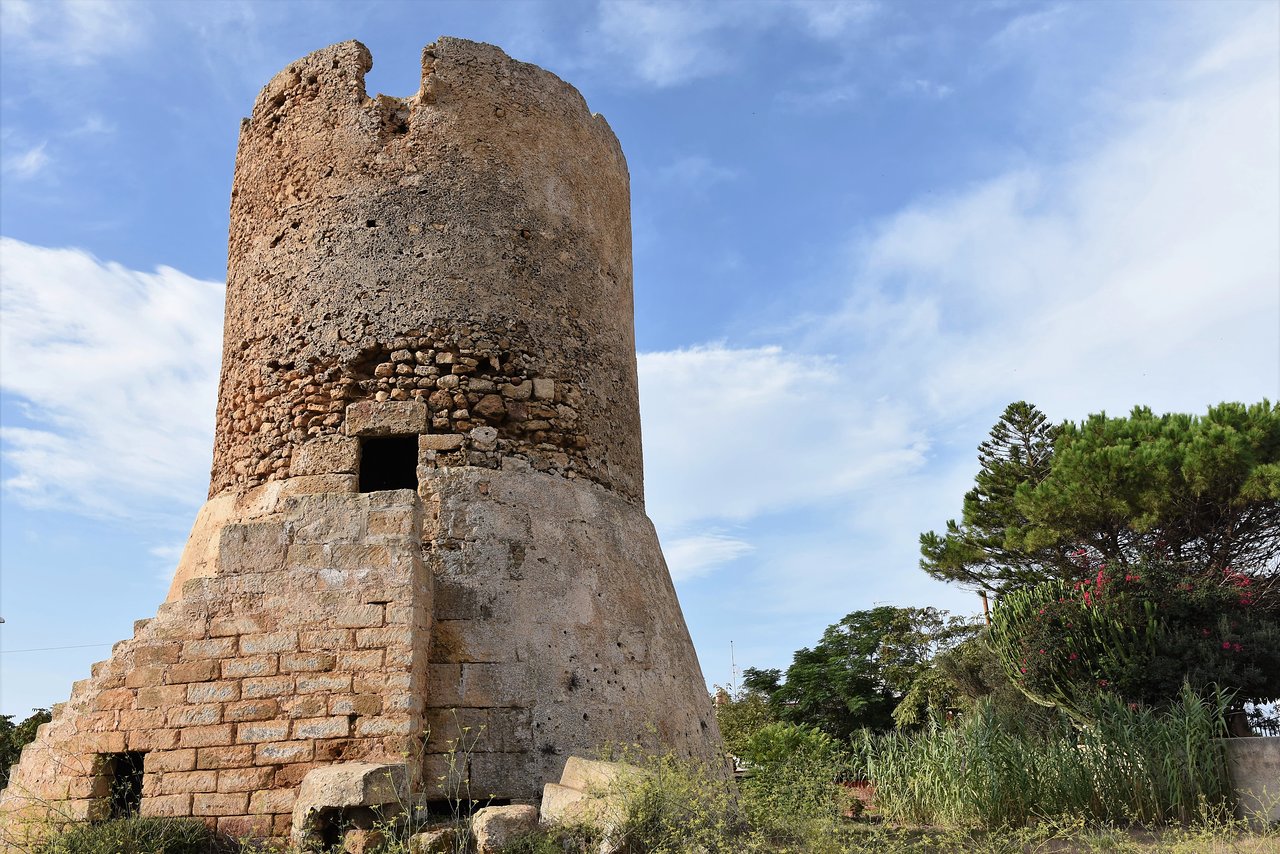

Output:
xmin=856 ymin=686 xmax=1234 ymax=829
xmin=989 ymin=560 xmax=1280 ymax=719
xmin=34 ymin=816 xmax=231 ymax=854
xmin=712 ymin=687 xmax=777 ymax=759
xmin=736 ymin=724 xmax=856 ymax=849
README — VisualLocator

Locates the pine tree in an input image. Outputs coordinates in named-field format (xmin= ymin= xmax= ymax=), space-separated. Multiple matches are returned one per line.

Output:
xmin=920 ymin=401 xmax=1069 ymax=594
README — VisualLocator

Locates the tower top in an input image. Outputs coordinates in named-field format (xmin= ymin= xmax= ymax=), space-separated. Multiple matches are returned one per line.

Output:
xmin=212 ymin=38 xmax=643 ymax=503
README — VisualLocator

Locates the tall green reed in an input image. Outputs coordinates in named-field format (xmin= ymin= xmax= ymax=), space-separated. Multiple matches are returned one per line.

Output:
xmin=856 ymin=684 xmax=1234 ymax=829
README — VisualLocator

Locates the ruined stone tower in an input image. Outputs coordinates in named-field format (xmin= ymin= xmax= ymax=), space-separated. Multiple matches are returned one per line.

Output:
xmin=1 ymin=38 xmax=720 ymax=844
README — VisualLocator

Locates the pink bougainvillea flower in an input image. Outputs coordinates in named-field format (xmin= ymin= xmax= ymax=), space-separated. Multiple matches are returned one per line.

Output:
xmin=1223 ymin=641 xmax=1232 ymax=649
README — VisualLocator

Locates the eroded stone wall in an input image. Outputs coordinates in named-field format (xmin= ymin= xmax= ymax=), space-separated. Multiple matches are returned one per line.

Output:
xmin=417 ymin=466 xmax=720 ymax=801
xmin=211 ymin=38 xmax=642 ymax=502
xmin=1 ymin=488 xmax=430 ymax=847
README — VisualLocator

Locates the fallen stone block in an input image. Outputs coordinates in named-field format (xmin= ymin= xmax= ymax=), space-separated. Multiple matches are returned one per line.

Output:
xmin=408 ymin=826 xmax=458 ymax=853
xmin=471 ymin=804 xmax=538 ymax=852
xmin=290 ymin=762 xmax=408 ymax=845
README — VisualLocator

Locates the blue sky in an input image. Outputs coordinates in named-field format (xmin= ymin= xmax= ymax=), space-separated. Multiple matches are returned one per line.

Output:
xmin=1 ymin=0 xmax=1277 ymax=718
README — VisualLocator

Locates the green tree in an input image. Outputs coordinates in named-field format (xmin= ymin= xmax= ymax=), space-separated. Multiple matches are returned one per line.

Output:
xmin=891 ymin=629 xmax=1044 ymax=728
xmin=712 ymin=686 xmax=778 ymax=759
xmin=744 ymin=607 xmax=976 ymax=739
xmin=1016 ymin=402 xmax=1280 ymax=577
xmin=924 ymin=400 xmax=1280 ymax=714
xmin=921 ymin=401 xmax=1066 ymax=594
xmin=922 ymin=401 xmax=1280 ymax=594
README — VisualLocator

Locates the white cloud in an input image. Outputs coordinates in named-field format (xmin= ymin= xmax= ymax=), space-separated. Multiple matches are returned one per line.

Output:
xmin=591 ymin=0 xmax=877 ymax=88
xmin=663 ymin=532 xmax=755 ymax=581
xmin=0 ymin=0 xmax=145 ymax=66
xmin=0 ymin=239 xmax=223 ymax=519
xmin=595 ymin=1 xmax=732 ymax=88
xmin=898 ymin=78 xmax=953 ymax=99
xmin=655 ymin=155 xmax=738 ymax=193
xmin=644 ymin=6 xmax=1278 ymax=633
xmin=830 ymin=12 xmax=1280 ymax=423
xmin=777 ymin=82 xmax=859 ymax=111
xmin=638 ymin=344 xmax=929 ymax=534
xmin=788 ymin=0 xmax=878 ymax=41
xmin=1 ymin=142 xmax=49 ymax=178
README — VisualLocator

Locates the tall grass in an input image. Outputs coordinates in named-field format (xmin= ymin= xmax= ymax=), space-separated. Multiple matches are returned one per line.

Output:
xmin=857 ymin=685 xmax=1234 ymax=828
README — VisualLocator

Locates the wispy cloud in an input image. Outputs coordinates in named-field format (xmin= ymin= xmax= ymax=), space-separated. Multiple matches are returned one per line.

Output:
xmin=777 ymin=82 xmax=859 ymax=111
xmin=595 ymin=1 xmax=733 ymax=87
xmin=655 ymin=155 xmax=738 ymax=195
xmin=663 ymin=532 xmax=755 ymax=581
xmin=0 ymin=0 xmax=146 ymax=66
xmin=1 ymin=142 xmax=49 ymax=178
xmin=590 ymin=0 xmax=878 ymax=88
xmin=638 ymin=344 xmax=929 ymax=534
xmin=788 ymin=0 xmax=878 ymax=41
xmin=825 ymin=12 xmax=1280 ymax=423
xmin=897 ymin=78 xmax=954 ymax=99
xmin=0 ymin=239 xmax=223 ymax=520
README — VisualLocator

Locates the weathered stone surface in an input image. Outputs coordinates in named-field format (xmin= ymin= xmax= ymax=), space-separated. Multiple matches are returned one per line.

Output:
xmin=540 ymin=782 xmax=598 ymax=825
xmin=278 ymin=474 xmax=359 ymax=496
xmin=292 ymin=436 xmax=360 ymax=476
xmin=408 ymin=827 xmax=457 ymax=854
xmin=419 ymin=433 xmax=464 ymax=452
xmin=559 ymin=757 xmax=639 ymax=794
xmin=345 ymin=401 xmax=429 ymax=437
xmin=290 ymin=762 xmax=407 ymax=843
xmin=471 ymin=804 xmax=538 ymax=853
xmin=1222 ymin=736 xmax=1280 ymax=825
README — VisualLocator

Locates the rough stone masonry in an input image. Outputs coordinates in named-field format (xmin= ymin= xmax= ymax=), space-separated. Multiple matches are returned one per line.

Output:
xmin=0 ymin=37 xmax=722 ymax=846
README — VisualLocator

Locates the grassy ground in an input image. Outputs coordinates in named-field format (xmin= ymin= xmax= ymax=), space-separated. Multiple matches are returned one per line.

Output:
xmin=833 ymin=820 xmax=1279 ymax=853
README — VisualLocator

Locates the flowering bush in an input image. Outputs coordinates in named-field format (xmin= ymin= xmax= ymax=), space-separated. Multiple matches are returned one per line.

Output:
xmin=988 ymin=554 xmax=1280 ymax=720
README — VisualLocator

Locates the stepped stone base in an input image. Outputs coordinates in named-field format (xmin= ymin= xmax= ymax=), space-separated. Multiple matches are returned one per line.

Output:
xmin=0 ymin=467 xmax=718 ymax=849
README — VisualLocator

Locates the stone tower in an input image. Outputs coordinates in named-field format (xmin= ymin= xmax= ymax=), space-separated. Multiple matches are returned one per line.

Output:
xmin=1 ymin=38 xmax=720 ymax=845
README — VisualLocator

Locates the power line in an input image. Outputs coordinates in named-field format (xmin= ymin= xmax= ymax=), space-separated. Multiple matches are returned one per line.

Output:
xmin=0 ymin=643 xmax=114 ymax=654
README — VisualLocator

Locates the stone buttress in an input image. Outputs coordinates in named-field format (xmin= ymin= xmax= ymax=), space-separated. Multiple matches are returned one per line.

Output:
xmin=0 ymin=37 xmax=722 ymax=847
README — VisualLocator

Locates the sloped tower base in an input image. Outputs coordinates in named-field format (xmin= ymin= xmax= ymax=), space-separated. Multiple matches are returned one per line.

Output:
xmin=1 ymin=468 xmax=715 ymax=845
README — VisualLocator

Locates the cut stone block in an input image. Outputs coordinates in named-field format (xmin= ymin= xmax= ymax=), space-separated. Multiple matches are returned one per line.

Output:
xmin=471 ymin=804 xmax=538 ymax=853
xmin=290 ymin=762 xmax=408 ymax=844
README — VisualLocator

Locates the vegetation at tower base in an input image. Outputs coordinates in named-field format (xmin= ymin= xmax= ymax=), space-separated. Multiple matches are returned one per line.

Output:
xmin=741 ymin=606 xmax=979 ymax=739
xmin=855 ymin=687 xmax=1237 ymax=830
xmin=33 ymin=817 xmax=231 ymax=854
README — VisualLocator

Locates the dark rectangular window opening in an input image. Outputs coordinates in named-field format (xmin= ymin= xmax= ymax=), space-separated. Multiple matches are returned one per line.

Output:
xmin=102 ymin=751 xmax=145 ymax=819
xmin=359 ymin=435 xmax=419 ymax=493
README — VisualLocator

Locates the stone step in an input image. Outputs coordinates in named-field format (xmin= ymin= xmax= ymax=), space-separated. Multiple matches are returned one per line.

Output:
xmin=538 ymin=782 xmax=590 ymax=825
